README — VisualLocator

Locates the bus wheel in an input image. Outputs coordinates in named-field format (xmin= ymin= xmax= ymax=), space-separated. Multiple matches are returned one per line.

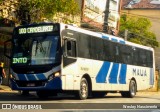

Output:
xmin=121 ymin=80 xmax=137 ymax=98
xmin=129 ymin=80 xmax=137 ymax=97
xmin=76 ymin=78 xmax=88 ymax=100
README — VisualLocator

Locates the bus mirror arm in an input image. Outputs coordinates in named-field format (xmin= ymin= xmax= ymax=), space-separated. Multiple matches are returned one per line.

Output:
xmin=63 ymin=52 xmax=68 ymax=57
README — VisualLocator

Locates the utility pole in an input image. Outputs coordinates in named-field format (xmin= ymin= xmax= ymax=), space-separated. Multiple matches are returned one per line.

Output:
xmin=103 ymin=0 xmax=110 ymax=33
xmin=124 ymin=29 xmax=128 ymax=40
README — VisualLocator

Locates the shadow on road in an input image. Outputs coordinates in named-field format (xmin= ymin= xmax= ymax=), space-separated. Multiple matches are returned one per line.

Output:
xmin=0 ymin=92 xmax=160 ymax=102
xmin=0 ymin=92 xmax=124 ymax=101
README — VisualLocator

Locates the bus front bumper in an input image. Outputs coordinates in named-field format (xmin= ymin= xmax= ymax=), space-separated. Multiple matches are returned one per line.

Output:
xmin=10 ymin=77 xmax=62 ymax=91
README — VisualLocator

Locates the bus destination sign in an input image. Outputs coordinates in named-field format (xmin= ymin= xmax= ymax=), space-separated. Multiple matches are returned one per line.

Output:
xmin=18 ymin=25 xmax=58 ymax=34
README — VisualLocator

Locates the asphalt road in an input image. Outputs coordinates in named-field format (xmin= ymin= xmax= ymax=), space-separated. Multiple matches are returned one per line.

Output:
xmin=0 ymin=91 xmax=160 ymax=112
xmin=0 ymin=91 xmax=160 ymax=103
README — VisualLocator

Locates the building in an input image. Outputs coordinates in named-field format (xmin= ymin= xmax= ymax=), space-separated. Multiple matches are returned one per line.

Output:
xmin=121 ymin=0 xmax=160 ymax=70
xmin=81 ymin=0 xmax=122 ymax=33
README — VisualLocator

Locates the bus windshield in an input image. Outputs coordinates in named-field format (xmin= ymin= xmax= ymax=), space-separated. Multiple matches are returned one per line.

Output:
xmin=12 ymin=35 xmax=60 ymax=66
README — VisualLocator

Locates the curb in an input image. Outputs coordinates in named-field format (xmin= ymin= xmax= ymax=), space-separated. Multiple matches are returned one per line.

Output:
xmin=0 ymin=85 xmax=12 ymax=92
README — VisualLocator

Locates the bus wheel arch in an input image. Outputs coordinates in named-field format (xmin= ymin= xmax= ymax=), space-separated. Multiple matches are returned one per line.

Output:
xmin=82 ymin=74 xmax=92 ymax=96
xmin=121 ymin=78 xmax=137 ymax=98
xmin=130 ymin=77 xmax=137 ymax=92
xmin=76 ymin=74 xmax=92 ymax=100
xmin=129 ymin=78 xmax=137 ymax=97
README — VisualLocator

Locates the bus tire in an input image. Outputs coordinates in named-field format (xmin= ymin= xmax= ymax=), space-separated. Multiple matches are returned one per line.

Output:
xmin=121 ymin=80 xmax=137 ymax=98
xmin=76 ymin=78 xmax=88 ymax=100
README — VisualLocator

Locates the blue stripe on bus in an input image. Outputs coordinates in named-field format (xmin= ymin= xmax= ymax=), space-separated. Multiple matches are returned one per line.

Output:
xmin=109 ymin=63 xmax=119 ymax=84
xmin=96 ymin=61 xmax=111 ymax=83
xmin=17 ymin=73 xmax=47 ymax=81
xmin=102 ymin=36 xmax=109 ymax=40
xmin=26 ymin=74 xmax=36 ymax=81
xmin=37 ymin=74 xmax=47 ymax=80
xmin=119 ymin=40 xmax=125 ymax=44
xmin=111 ymin=38 xmax=118 ymax=42
xmin=119 ymin=64 xmax=127 ymax=84
xmin=17 ymin=74 xmax=27 ymax=81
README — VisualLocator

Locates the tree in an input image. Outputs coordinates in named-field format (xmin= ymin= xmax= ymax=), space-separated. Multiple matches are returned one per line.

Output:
xmin=1 ymin=0 xmax=80 ymax=25
xmin=17 ymin=0 xmax=80 ymax=24
xmin=119 ymin=14 xmax=159 ymax=48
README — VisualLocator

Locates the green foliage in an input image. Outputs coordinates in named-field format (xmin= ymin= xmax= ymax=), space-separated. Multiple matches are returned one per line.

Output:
xmin=17 ymin=0 xmax=80 ymax=24
xmin=0 ymin=0 xmax=4 ymax=3
xmin=119 ymin=14 xmax=159 ymax=48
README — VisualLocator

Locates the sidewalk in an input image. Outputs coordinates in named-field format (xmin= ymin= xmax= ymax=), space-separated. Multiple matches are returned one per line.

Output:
xmin=0 ymin=85 xmax=12 ymax=92
xmin=137 ymin=91 xmax=160 ymax=95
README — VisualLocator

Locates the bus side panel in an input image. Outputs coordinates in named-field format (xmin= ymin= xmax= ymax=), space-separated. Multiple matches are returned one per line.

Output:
xmin=110 ymin=63 xmax=128 ymax=91
xmin=61 ymin=61 xmax=77 ymax=90
xmin=62 ymin=60 xmax=153 ymax=92
xmin=85 ymin=59 xmax=109 ymax=91
xmin=62 ymin=58 xmax=111 ymax=91
xmin=125 ymin=65 xmax=152 ymax=91
xmin=94 ymin=61 xmax=113 ymax=91
xmin=95 ymin=62 xmax=128 ymax=91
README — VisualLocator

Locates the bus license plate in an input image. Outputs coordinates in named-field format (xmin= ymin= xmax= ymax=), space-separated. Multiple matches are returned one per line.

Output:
xmin=27 ymin=83 xmax=35 ymax=87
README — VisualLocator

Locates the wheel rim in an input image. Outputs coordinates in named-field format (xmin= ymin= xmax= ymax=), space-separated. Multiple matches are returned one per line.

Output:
xmin=80 ymin=81 xmax=88 ymax=98
xmin=130 ymin=81 xmax=136 ymax=96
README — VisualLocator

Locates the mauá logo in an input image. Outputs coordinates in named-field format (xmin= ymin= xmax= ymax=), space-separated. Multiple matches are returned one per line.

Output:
xmin=132 ymin=68 xmax=147 ymax=76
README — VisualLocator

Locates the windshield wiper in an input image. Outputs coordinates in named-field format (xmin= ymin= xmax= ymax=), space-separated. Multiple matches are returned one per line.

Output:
xmin=35 ymin=41 xmax=38 ymax=56
xmin=35 ymin=40 xmax=46 ymax=56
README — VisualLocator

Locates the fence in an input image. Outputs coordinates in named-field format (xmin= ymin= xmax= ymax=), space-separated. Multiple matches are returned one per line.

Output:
xmin=158 ymin=71 xmax=160 ymax=90
xmin=154 ymin=70 xmax=160 ymax=91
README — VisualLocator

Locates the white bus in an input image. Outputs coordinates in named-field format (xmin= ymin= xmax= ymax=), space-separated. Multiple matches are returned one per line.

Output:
xmin=5 ymin=22 xmax=155 ymax=100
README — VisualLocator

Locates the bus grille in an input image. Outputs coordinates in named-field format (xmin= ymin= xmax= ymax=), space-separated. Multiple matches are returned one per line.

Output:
xmin=16 ymin=81 xmax=46 ymax=87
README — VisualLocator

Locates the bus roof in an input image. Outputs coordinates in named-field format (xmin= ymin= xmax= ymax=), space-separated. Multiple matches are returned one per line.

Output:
xmin=62 ymin=23 xmax=154 ymax=52
xmin=13 ymin=22 xmax=154 ymax=52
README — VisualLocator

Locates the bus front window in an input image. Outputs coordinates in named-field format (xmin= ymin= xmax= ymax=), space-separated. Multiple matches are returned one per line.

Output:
xmin=12 ymin=35 xmax=60 ymax=66
xmin=31 ymin=36 xmax=59 ymax=65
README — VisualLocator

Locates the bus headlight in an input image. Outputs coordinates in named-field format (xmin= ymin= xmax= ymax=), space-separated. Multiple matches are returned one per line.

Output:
xmin=48 ymin=72 xmax=60 ymax=81
xmin=54 ymin=72 xmax=60 ymax=77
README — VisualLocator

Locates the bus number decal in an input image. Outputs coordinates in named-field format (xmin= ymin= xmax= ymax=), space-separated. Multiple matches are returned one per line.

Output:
xmin=19 ymin=28 xmax=27 ymax=34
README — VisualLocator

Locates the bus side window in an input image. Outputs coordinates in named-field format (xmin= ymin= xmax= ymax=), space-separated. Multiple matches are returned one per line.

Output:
xmin=65 ymin=39 xmax=76 ymax=57
xmin=139 ymin=50 xmax=147 ymax=67
xmin=146 ymin=51 xmax=153 ymax=67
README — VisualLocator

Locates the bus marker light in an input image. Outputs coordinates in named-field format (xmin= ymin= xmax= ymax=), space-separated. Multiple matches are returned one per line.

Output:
xmin=55 ymin=72 xmax=60 ymax=77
